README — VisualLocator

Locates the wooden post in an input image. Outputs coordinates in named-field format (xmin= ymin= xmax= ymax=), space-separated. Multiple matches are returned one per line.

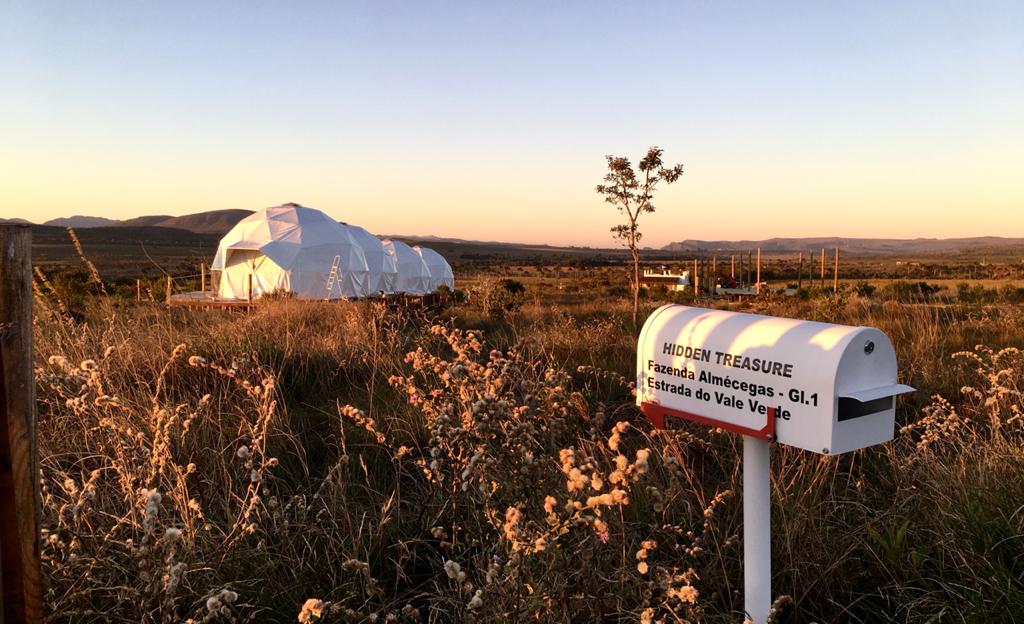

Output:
xmin=797 ymin=252 xmax=804 ymax=290
xmin=820 ymin=247 xmax=826 ymax=288
xmin=756 ymin=248 xmax=761 ymax=295
xmin=136 ymin=279 xmax=141 ymax=303
xmin=833 ymin=247 xmax=840 ymax=292
xmin=165 ymin=275 xmax=171 ymax=304
xmin=739 ymin=253 xmax=745 ymax=288
xmin=731 ymin=255 xmax=736 ymax=280
xmin=693 ymin=258 xmax=699 ymax=295
xmin=201 ymin=263 xmax=206 ymax=293
xmin=0 ymin=224 xmax=44 ymax=624
xmin=247 ymin=274 xmax=253 ymax=303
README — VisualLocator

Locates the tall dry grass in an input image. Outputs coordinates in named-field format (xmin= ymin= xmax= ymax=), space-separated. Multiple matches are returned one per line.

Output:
xmin=31 ymin=282 xmax=1024 ymax=623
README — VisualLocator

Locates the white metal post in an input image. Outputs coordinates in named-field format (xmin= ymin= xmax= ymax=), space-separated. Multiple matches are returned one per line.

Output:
xmin=743 ymin=435 xmax=771 ymax=623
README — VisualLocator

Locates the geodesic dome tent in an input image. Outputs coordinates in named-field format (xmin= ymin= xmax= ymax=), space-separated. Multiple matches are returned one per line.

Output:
xmin=211 ymin=203 xmax=370 ymax=300
xmin=414 ymin=246 xmax=455 ymax=291
xmin=340 ymin=223 xmax=398 ymax=296
xmin=381 ymin=239 xmax=432 ymax=295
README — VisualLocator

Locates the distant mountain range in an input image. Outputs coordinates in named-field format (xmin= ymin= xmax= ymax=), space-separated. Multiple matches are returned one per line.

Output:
xmin=6 ymin=209 xmax=1023 ymax=258
xmin=6 ymin=209 xmax=255 ymax=235
xmin=661 ymin=236 xmax=1024 ymax=256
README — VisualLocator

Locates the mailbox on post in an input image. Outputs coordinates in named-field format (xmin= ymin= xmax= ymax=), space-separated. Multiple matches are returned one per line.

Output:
xmin=636 ymin=305 xmax=914 ymax=623
xmin=637 ymin=304 xmax=914 ymax=454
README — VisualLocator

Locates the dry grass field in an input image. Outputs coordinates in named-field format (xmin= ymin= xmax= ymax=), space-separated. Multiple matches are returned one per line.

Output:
xmin=31 ymin=254 xmax=1024 ymax=623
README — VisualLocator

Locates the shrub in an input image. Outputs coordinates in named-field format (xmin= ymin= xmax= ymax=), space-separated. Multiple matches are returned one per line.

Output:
xmin=853 ymin=281 xmax=877 ymax=298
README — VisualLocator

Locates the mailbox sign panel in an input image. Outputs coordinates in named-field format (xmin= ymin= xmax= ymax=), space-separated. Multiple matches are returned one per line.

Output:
xmin=637 ymin=305 xmax=914 ymax=455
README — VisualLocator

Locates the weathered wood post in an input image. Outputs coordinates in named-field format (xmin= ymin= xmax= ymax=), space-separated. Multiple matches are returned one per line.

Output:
xmin=693 ymin=258 xmax=698 ymax=295
xmin=731 ymin=255 xmax=736 ymax=280
xmin=165 ymin=275 xmax=171 ymax=305
xmin=711 ymin=256 xmax=717 ymax=295
xmin=797 ymin=252 xmax=804 ymax=290
xmin=136 ymin=279 xmax=141 ymax=303
xmin=756 ymin=248 xmax=761 ymax=295
xmin=201 ymin=263 xmax=206 ymax=293
xmin=0 ymin=224 xmax=44 ymax=624
xmin=833 ymin=247 xmax=840 ymax=292
xmin=820 ymin=247 xmax=826 ymax=289
xmin=247 ymin=274 xmax=253 ymax=304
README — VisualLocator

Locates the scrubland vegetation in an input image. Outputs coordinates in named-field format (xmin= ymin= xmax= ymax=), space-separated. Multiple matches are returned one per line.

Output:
xmin=32 ymin=266 xmax=1024 ymax=623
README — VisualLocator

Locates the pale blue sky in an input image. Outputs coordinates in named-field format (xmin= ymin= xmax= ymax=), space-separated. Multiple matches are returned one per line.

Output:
xmin=2 ymin=1 xmax=1021 ymax=246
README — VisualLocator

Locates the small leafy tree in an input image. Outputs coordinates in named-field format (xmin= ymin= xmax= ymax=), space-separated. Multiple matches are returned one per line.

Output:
xmin=596 ymin=147 xmax=683 ymax=324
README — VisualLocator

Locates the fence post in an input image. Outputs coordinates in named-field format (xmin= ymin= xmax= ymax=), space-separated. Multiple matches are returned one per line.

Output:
xmin=0 ymin=224 xmax=44 ymax=624
xmin=136 ymin=279 xmax=141 ymax=303
xmin=165 ymin=275 xmax=171 ymax=305
xmin=247 ymin=274 xmax=253 ymax=304
xmin=201 ymin=263 xmax=206 ymax=293
xmin=756 ymin=248 xmax=761 ymax=295
xmin=820 ymin=247 xmax=826 ymax=288
xmin=833 ymin=247 xmax=840 ymax=292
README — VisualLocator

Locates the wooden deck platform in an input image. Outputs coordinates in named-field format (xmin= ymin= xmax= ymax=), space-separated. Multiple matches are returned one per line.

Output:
xmin=167 ymin=291 xmax=446 ymax=310
xmin=168 ymin=292 xmax=256 ymax=309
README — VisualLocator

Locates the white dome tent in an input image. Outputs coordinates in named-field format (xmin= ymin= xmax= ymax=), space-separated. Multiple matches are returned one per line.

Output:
xmin=381 ymin=239 xmax=432 ymax=295
xmin=211 ymin=203 xmax=370 ymax=300
xmin=414 ymin=246 xmax=455 ymax=291
xmin=341 ymin=223 xmax=399 ymax=296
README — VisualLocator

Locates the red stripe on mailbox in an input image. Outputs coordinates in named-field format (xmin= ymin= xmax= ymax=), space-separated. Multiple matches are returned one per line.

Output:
xmin=640 ymin=402 xmax=776 ymax=441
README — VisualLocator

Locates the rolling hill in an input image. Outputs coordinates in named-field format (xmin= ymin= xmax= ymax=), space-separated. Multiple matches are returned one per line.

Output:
xmin=115 ymin=208 xmax=253 ymax=234
xmin=43 ymin=216 xmax=121 ymax=228
xmin=119 ymin=215 xmax=175 ymax=227
xmin=151 ymin=209 xmax=253 ymax=234
xmin=19 ymin=209 xmax=254 ymax=236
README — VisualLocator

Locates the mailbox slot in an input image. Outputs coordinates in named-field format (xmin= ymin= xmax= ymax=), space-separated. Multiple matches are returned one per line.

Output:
xmin=837 ymin=383 xmax=915 ymax=422
xmin=838 ymin=396 xmax=892 ymax=421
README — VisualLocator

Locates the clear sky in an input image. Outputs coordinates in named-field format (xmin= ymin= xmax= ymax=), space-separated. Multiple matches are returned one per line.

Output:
xmin=1 ymin=1 xmax=1021 ymax=247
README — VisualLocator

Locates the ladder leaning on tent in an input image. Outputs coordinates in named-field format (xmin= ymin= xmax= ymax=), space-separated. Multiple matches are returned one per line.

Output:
xmin=324 ymin=254 xmax=342 ymax=300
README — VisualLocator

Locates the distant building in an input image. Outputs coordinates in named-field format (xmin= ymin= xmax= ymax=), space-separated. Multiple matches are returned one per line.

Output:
xmin=639 ymin=268 xmax=691 ymax=292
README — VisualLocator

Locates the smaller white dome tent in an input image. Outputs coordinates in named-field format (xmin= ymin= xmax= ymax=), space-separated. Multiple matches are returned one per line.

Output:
xmin=382 ymin=239 xmax=432 ymax=294
xmin=414 ymin=246 xmax=455 ymax=292
xmin=212 ymin=203 xmax=370 ymax=300
xmin=341 ymin=223 xmax=398 ymax=296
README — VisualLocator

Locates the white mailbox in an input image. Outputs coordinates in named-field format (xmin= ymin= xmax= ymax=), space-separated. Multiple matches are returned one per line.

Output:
xmin=636 ymin=304 xmax=915 ymax=455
